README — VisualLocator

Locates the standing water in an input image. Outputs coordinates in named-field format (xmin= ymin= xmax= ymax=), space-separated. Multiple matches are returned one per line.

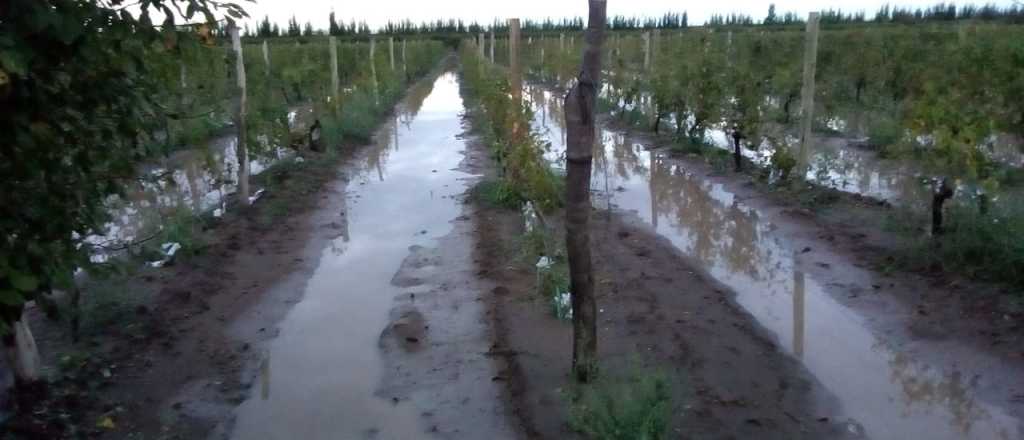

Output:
xmin=528 ymin=87 xmax=1023 ymax=440
xmin=229 ymin=72 xmax=472 ymax=439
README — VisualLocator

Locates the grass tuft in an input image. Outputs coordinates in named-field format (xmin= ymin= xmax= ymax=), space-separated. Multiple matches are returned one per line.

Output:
xmin=473 ymin=179 xmax=525 ymax=209
xmin=568 ymin=372 xmax=674 ymax=440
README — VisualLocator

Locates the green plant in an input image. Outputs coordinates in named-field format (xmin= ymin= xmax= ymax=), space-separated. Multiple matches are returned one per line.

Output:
xmin=473 ymin=179 xmax=525 ymax=209
xmin=568 ymin=372 xmax=674 ymax=440
xmin=157 ymin=207 xmax=207 ymax=258
xmin=0 ymin=0 xmax=247 ymax=341
xmin=867 ymin=117 xmax=902 ymax=150
xmin=769 ymin=147 xmax=798 ymax=181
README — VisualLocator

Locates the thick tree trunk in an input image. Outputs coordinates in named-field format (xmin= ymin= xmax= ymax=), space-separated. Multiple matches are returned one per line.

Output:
xmin=564 ymin=0 xmax=606 ymax=383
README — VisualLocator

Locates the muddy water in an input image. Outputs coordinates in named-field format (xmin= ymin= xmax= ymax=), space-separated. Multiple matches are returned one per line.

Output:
xmin=85 ymin=107 xmax=312 ymax=262
xmin=229 ymin=72 xmax=474 ymax=439
xmin=585 ymin=84 xmax=944 ymax=208
xmin=529 ymin=89 xmax=1024 ymax=440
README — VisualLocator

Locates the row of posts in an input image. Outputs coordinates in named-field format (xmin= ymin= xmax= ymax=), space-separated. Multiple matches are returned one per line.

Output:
xmin=225 ymin=31 xmax=416 ymax=206
xmin=227 ymin=12 xmax=821 ymax=204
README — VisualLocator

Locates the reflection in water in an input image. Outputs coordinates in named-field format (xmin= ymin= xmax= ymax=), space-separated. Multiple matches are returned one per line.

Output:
xmin=592 ymin=83 xmax=938 ymax=210
xmin=793 ymin=268 xmax=805 ymax=359
xmin=85 ymin=135 xmax=293 ymax=262
xmin=230 ymin=72 xmax=473 ymax=439
xmin=528 ymin=88 xmax=1023 ymax=440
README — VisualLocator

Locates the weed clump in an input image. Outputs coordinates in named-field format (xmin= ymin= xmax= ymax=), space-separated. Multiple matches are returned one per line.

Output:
xmin=473 ymin=179 xmax=525 ymax=209
xmin=568 ymin=372 xmax=674 ymax=440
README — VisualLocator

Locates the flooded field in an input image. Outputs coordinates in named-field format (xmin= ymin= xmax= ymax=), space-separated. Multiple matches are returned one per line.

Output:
xmin=228 ymin=71 xmax=477 ymax=439
xmin=528 ymin=85 xmax=1024 ymax=440
xmin=14 ymin=9 xmax=1024 ymax=438
xmin=84 ymin=107 xmax=315 ymax=262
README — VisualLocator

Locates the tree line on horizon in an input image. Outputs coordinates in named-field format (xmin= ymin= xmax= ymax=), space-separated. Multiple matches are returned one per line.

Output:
xmin=238 ymin=2 xmax=1024 ymax=39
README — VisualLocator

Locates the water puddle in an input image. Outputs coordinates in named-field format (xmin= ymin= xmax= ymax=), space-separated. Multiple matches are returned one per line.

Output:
xmin=529 ymin=87 xmax=1023 ymax=440
xmin=84 ymin=107 xmax=313 ymax=262
xmin=229 ymin=71 xmax=472 ymax=439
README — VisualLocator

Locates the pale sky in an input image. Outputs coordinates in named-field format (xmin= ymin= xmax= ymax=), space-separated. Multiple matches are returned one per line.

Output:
xmin=236 ymin=0 xmax=1017 ymax=31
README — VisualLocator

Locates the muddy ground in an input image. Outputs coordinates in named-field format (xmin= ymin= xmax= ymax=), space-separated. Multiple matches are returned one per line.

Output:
xmin=6 ymin=63 xmax=1023 ymax=440
xmin=616 ymin=116 xmax=1024 ymax=366
xmin=459 ymin=127 xmax=861 ymax=438
xmin=7 ymin=146 xmax=366 ymax=438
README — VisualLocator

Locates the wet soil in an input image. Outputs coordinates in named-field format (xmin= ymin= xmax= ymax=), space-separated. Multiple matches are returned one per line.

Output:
xmin=13 ymin=148 xmax=353 ymax=439
xmin=522 ymin=84 xmax=1024 ymax=439
xmin=460 ymin=125 xmax=849 ymax=438
xmin=226 ymin=71 xmax=517 ymax=439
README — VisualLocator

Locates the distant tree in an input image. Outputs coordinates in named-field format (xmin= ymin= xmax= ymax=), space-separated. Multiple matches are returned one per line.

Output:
xmin=258 ymin=15 xmax=273 ymax=37
xmin=329 ymin=11 xmax=340 ymax=35
xmin=765 ymin=4 xmax=777 ymax=25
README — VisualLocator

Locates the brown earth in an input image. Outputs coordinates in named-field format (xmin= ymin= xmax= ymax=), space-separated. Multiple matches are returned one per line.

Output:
xmin=460 ymin=126 xmax=851 ymax=438
xmin=614 ymin=115 xmax=1024 ymax=367
xmin=8 ymin=146 xmax=365 ymax=439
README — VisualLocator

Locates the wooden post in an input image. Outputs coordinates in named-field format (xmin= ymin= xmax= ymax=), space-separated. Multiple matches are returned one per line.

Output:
xmin=370 ymin=38 xmax=379 ymax=103
xmin=179 ymin=60 xmax=187 ymax=89
xmin=262 ymin=40 xmax=270 ymax=74
xmin=798 ymin=12 xmax=821 ymax=170
xmin=329 ymin=36 xmax=340 ymax=104
xmin=559 ymin=32 xmax=565 ymax=51
xmin=389 ymin=36 xmax=395 ymax=71
xmin=509 ymin=18 xmax=522 ymax=141
xmin=653 ymin=29 xmax=660 ymax=66
xmin=726 ymin=30 xmax=734 ymax=68
xmin=509 ymin=19 xmax=521 ymax=99
xmin=932 ymin=178 xmax=954 ymax=235
xmin=564 ymin=0 xmax=606 ymax=383
xmin=489 ymin=31 xmax=495 ymax=63
xmin=402 ymin=39 xmax=407 ymax=76
xmin=478 ymin=32 xmax=485 ymax=58
xmin=230 ymin=25 xmax=250 ymax=203
xmin=642 ymin=31 xmax=651 ymax=70
xmin=650 ymin=153 xmax=658 ymax=230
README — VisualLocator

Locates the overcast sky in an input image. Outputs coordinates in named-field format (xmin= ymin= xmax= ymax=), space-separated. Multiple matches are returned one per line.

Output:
xmin=236 ymin=0 xmax=1017 ymax=31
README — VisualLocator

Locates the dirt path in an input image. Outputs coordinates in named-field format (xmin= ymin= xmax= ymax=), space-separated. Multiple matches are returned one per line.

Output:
xmin=225 ymin=70 xmax=519 ymax=440
xmin=8 ymin=64 xmax=520 ymax=440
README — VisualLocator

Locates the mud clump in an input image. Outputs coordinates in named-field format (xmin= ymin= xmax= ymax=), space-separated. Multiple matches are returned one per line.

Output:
xmin=380 ymin=305 xmax=427 ymax=353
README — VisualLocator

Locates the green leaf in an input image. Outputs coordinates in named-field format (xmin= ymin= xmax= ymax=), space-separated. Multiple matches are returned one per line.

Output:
xmin=0 ymin=50 xmax=29 ymax=76
xmin=10 ymin=273 xmax=39 ymax=292
xmin=0 ymin=290 xmax=24 ymax=306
